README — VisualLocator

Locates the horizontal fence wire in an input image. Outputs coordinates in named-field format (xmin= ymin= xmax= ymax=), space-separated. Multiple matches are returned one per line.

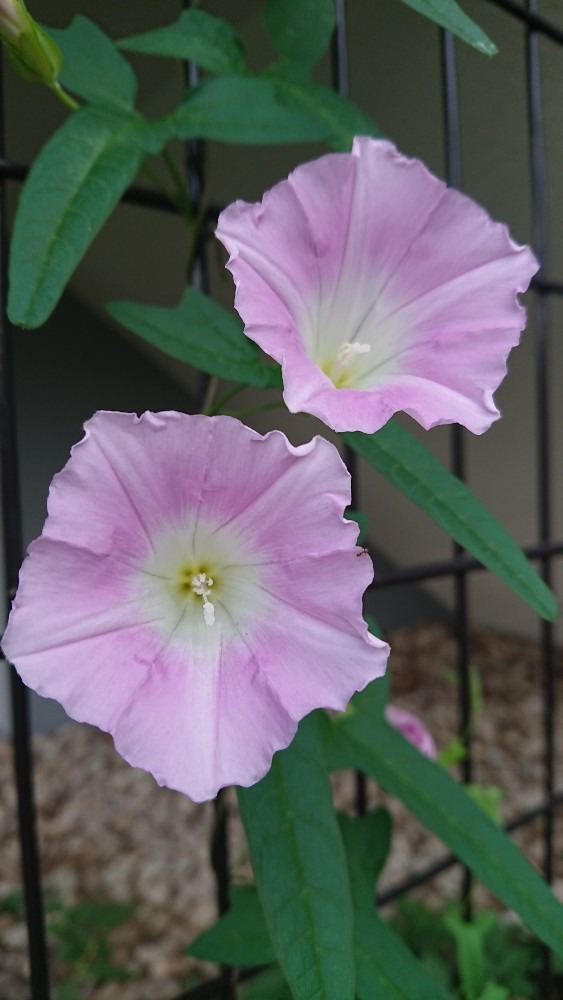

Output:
xmin=0 ymin=1 xmax=561 ymax=998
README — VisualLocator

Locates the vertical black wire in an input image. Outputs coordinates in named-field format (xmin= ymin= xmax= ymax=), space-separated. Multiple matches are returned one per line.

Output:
xmin=0 ymin=64 xmax=51 ymax=998
xmin=525 ymin=0 xmax=554 ymax=990
xmin=525 ymin=0 xmax=554 ymax=881
xmin=331 ymin=0 xmax=367 ymax=817
xmin=440 ymin=30 xmax=473 ymax=907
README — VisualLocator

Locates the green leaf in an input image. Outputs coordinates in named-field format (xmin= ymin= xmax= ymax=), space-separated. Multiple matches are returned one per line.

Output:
xmin=264 ymin=0 xmax=336 ymax=76
xmin=337 ymin=810 xmax=391 ymax=912
xmin=238 ymin=713 xmax=355 ymax=1000
xmin=437 ymin=735 xmax=467 ymax=768
xmin=242 ymin=966 xmax=293 ymax=999
xmin=270 ymin=73 xmax=381 ymax=150
xmin=325 ymin=703 xmax=563 ymax=959
xmin=107 ymin=288 xmax=281 ymax=389
xmin=118 ymin=9 xmax=247 ymax=75
xmin=47 ymin=16 xmax=137 ymax=109
xmin=188 ymin=886 xmax=275 ymax=966
xmin=55 ymin=983 xmax=81 ymax=1000
xmin=8 ymin=107 xmax=165 ymax=329
xmin=476 ymin=985 xmax=509 ymax=1000
xmin=346 ymin=509 xmax=369 ymax=545
xmin=164 ymin=74 xmax=331 ymax=145
xmin=339 ymin=811 xmax=453 ymax=1000
xmin=466 ymin=784 xmax=504 ymax=826
xmin=343 ymin=424 xmax=558 ymax=621
xmin=444 ymin=911 xmax=494 ymax=1000
xmin=396 ymin=0 xmax=497 ymax=56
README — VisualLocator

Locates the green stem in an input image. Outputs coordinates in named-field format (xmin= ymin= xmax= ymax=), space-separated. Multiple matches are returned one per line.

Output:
xmin=224 ymin=401 xmax=284 ymax=418
xmin=205 ymin=383 xmax=246 ymax=416
xmin=49 ymin=80 xmax=79 ymax=111
xmin=140 ymin=160 xmax=181 ymax=211
xmin=163 ymin=147 xmax=193 ymax=224
xmin=161 ymin=148 xmax=208 ymax=283
xmin=201 ymin=375 xmax=219 ymax=415
xmin=185 ymin=195 xmax=209 ymax=284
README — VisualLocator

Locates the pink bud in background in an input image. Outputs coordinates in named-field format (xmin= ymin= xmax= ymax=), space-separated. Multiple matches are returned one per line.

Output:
xmin=385 ymin=704 xmax=437 ymax=759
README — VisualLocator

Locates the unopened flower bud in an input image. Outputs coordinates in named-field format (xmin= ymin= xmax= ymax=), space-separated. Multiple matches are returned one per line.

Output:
xmin=0 ymin=0 xmax=25 ymax=41
xmin=0 ymin=0 xmax=62 ymax=85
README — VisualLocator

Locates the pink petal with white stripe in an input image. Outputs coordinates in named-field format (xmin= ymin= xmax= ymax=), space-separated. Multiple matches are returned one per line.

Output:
xmin=217 ymin=136 xmax=538 ymax=434
xmin=2 ymin=411 xmax=388 ymax=801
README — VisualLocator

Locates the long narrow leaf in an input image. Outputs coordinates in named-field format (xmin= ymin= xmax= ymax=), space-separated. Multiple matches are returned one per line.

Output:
xmin=8 ymin=107 xmax=164 ymax=328
xmin=107 ymin=289 xmax=281 ymax=389
xmin=339 ymin=811 xmax=454 ymax=1000
xmin=324 ymin=705 xmax=563 ymax=959
xmin=238 ymin=713 xmax=355 ymax=1000
xmin=397 ymin=0 xmax=497 ymax=55
xmin=344 ymin=424 xmax=558 ymax=621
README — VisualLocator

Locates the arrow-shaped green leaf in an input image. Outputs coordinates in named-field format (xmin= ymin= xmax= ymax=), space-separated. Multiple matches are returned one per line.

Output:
xmin=107 ymin=288 xmax=281 ymax=390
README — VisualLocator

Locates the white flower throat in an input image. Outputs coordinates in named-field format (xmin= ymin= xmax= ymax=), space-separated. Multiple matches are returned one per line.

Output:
xmin=137 ymin=519 xmax=262 ymax=651
xmin=191 ymin=572 xmax=215 ymax=626
xmin=329 ymin=341 xmax=371 ymax=386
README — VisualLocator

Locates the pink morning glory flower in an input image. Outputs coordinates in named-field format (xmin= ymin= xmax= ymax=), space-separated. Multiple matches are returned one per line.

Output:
xmin=216 ymin=137 xmax=539 ymax=435
xmin=385 ymin=704 xmax=437 ymax=759
xmin=2 ymin=411 xmax=388 ymax=802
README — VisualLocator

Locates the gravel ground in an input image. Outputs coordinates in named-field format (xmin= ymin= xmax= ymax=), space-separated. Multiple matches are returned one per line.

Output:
xmin=1 ymin=624 xmax=562 ymax=997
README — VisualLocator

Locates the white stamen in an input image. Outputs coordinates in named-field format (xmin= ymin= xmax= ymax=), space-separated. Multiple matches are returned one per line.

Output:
xmin=331 ymin=341 xmax=371 ymax=382
xmin=191 ymin=573 xmax=215 ymax=626
xmin=203 ymin=600 xmax=215 ymax=626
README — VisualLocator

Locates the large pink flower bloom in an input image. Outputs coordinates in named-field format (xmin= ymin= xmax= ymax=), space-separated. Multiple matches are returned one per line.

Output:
xmin=216 ymin=137 xmax=539 ymax=435
xmin=2 ymin=411 xmax=388 ymax=801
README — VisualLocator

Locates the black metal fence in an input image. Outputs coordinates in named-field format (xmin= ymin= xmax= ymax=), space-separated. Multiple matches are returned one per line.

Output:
xmin=1 ymin=1 xmax=562 ymax=997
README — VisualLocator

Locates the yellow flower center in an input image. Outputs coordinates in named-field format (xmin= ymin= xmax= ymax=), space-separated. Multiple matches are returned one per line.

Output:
xmin=175 ymin=561 xmax=221 ymax=626
xmin=322 ymin=341 xmax=371 ymax=388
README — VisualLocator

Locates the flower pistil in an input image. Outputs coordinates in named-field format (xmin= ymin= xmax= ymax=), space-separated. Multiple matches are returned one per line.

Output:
xmin=324 ymin=341 xmax=371 ymax=388
xmin=191 ymin=571 xmax=215 ymax=626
